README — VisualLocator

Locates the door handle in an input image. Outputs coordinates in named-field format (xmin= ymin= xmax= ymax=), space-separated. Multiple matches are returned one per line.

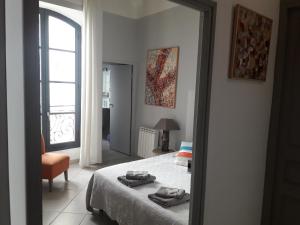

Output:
xmin=109 ymin=104 xmax=114 ymax=108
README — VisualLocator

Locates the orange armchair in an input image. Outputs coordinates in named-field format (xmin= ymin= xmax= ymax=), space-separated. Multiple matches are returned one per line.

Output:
xmin=41 ymin=135 xmax=70 ymax=192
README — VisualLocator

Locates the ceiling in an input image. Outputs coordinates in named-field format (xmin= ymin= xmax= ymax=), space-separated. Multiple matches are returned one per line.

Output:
xmin=100 ymin=0 xmax=178 ymax=19
xmin=42 ymin=0 xmax=178 ymax=19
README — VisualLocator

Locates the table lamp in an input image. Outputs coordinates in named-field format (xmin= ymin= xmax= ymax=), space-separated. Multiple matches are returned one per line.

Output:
xmin=154 ymin=118 xmax=180 ymax=152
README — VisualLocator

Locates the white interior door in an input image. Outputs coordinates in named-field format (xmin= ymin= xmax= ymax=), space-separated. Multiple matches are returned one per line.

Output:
xmin=109 ymin=64 xmax=132 ymax=155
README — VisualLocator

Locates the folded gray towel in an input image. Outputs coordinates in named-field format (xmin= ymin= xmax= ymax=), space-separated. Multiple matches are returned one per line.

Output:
xmin=148 ymin=193 xmax=190 ymax=208
xmin=126 ymin=171 xmax=150 ymax=180
xmin=155 ymin=187 xmax=185 ymax=199
xmin=118 ymin=175 xmax=156 ymax=187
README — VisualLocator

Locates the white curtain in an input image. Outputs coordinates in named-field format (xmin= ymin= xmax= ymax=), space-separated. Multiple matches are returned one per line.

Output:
xmin=80 ymin=0 xmax=103 ymax=167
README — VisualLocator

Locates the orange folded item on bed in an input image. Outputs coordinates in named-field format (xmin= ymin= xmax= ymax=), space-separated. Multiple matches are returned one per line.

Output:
xmin=176 ymin=152 xmax=192 ymax=158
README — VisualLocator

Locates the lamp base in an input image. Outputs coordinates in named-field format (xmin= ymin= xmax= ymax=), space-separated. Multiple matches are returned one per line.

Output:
xmin=161 ymin=130 xmax=170 ymax=152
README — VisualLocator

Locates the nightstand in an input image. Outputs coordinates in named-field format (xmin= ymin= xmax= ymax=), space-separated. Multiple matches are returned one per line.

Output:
xmin=152 ymin=148 xmax=176 ymax=156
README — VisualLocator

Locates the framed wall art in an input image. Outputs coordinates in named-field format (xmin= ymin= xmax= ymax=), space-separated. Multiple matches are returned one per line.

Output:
xmin=229 ymin=5 xmax=273 ymax=81
xmin=145 ymin=47 xmax=179 ymax=108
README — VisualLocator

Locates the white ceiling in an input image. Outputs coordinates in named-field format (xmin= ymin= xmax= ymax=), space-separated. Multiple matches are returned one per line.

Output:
xmin=100 ymin=0 xmax=179 ymax=19
xmin=136 ymin=0 xmax=179 ymax=18
xmin=41 ymin=0 xmax=178 ymax=19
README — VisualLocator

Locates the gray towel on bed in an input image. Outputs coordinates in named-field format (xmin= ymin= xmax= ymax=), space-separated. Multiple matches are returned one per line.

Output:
xmin=118 ymin=175 xmax=156 ymax=187
xmin=148 ymin=193 xmax=190 ymax=208
xmin=155 ymin=187 xmax=185 ymax=199
xmin=126 ymin=171 xmax=150 ymax=180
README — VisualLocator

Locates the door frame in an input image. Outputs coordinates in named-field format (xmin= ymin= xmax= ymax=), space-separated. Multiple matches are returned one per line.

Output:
xmin=23 ymin=0 xmax=216 ymax=225
xmin=0 ymin=0 xmax=11 ymax=224
xmin=24 ymin=0 xmax=43 ymax=224
xmin=170 ymin=1 xmax=216 ymax=224
xmin=261 ymin=0 xmax=300 ymax=224
xmin=103 ymin=62 xmax=133 ymax=156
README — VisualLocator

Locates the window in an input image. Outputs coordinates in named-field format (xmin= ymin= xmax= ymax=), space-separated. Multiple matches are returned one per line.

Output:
xmin=39 ymin=8 xmax=81 ymax=151
xmin=102 ymin=69 xmax=111 ymax=108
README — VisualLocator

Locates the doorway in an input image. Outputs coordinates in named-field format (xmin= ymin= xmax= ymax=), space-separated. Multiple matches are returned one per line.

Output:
xmin=262 ymin=1 xmax=300 ymax=224
xmin=102 ymin=63 xmax=133 ymax=156
xmin=23 ymin=0 xmax=216 ymax=225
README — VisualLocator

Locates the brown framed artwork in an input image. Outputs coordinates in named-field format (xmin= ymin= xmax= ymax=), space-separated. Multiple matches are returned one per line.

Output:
xmin=145 ymin=47 xmax=179 ymax=108
xmin=229 ymin=4 xmax=273 ymax=81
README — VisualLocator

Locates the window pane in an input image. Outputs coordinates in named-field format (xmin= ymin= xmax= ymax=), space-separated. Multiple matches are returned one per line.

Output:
xmin=49 ymin=83 xmax=75 ymax=109
xmin=49 ymin=16 xmax=75 ymax=51
xmin=40 ymin=82 xmax=42 ymax=114
xmin=49 ymin=50 xmax=75 ymax=82
xmin=50 ymin=114 xmax=75 ymax=144
xmin=103 ymin=70 xmax=111 ymax=93
xmin=41 ymin=115 xmax=43 ymax=131
xmin=102 ymin=70 xmax=110 ymax=108
xmin=39 ymin=48 xmax=42 ymax=80
xmin=102 ymin=98 xmax=110 ymax=108
xmin=39 ymin=14 xmax=41 ymax=47
xmin=50 ymin=105 xmax=75 ymax=113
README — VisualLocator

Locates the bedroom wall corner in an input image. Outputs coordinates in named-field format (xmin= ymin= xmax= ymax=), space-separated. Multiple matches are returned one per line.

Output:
xmin=102 ymin=11 xmax=139 ymax=156
xmin=133 ymin=6 xmax=202 ymax=155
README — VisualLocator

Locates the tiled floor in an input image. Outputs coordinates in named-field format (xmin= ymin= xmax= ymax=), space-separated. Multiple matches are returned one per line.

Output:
xmin=43 ymin=146 xmax=138 ymax=225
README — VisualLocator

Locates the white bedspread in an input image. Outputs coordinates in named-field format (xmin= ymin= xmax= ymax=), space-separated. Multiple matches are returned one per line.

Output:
xmin=90 ymin=152 xmax=191 ymax=225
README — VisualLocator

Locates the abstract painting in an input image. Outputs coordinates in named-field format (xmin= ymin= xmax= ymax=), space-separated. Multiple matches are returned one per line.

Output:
xmin=145 ymin=47 xmax=179 ymax=108
xmin=229 ymin=5 xmax=273 ymax=81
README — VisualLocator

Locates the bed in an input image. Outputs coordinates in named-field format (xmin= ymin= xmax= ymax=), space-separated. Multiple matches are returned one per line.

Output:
xmin=86 ymin=152 xmax=191 ymax=225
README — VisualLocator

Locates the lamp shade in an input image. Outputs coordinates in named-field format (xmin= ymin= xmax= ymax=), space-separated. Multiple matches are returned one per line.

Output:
xmin=154 ymin=118 xmax=180 ymax=131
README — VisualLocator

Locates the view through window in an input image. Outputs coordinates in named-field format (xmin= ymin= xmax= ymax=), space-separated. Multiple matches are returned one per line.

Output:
xmin=39 ymin=8 xmax=81 ymax=151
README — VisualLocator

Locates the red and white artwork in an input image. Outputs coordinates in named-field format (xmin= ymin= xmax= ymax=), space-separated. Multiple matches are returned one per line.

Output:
xmin=145 ymin=47 xmax=179 ymax=108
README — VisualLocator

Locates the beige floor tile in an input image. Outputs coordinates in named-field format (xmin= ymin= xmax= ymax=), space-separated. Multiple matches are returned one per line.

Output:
xmin=43 ymin=189 xmax=79 ymax=211
xmin=80 ymin=214 xmax=118 ymax=225
xmin=63 ymin=191 xmax=88 ymax=214
xmin=43 ymin=210 xmax=60 ymax=225
xmin=43 ymin=148 xmax=137 ymax=224
xmin=50 ymin=212 xmax=85 ymax=225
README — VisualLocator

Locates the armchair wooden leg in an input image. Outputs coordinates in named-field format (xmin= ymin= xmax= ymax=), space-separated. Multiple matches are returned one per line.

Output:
xmin=64 ymin=170 xmax=68 ymax=182
xmin=49 ymin=179 xmax=53 ymax=192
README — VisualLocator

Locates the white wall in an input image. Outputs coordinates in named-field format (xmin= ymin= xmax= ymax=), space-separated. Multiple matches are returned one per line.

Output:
xmin=5 ymin=0 xmax=27 ymax=224
xmin=204 ymin=0 xmax=280 ymax=225
xmin=103 ymin=12 xmax=138 ymax=63
xmin=134 ymin=6 xmax=201 ymax=152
